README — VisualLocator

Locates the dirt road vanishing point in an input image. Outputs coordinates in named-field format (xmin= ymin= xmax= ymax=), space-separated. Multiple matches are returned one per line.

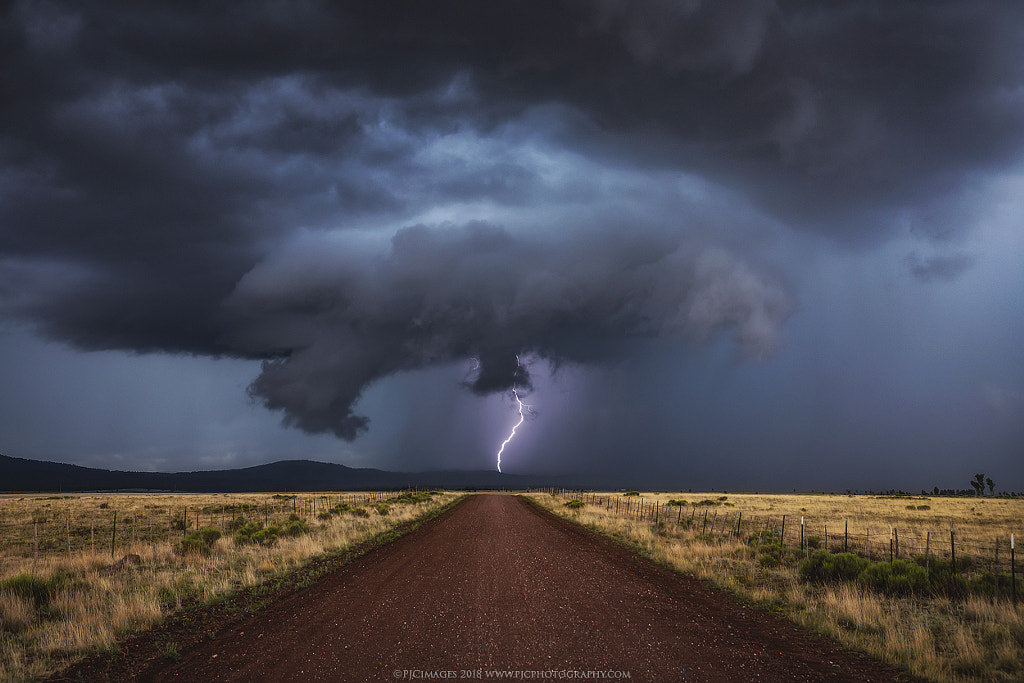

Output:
xmin=115 ymin=495 xmax=919 ymax=682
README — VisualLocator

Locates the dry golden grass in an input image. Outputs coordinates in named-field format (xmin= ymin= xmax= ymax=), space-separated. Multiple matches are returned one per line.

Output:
xmin=536 ymin=491 xmax=1024 ymax=683
xmin=0 ymin=490 xmax=456 ymax=683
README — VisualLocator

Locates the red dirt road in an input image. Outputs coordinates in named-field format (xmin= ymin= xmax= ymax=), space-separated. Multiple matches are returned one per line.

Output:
xmin=140 ymin=495 xmax=919 ymax=682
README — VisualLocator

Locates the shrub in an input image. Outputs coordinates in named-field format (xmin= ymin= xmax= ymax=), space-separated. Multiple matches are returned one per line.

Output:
xmin=390 ymin=491 xmax=434 ymax=505
xmin=758 ymin=546 xmax=781 ymax=568
xmin=373 ymin=503 xmax=390 ymax=516
xmin=695 ymin=499 xmax=720 ymax=506
xmin=858 ymin=560 xmax=929 ymax=595
xmin=284 ymin=519 xmax=309 ymax=536
xmin=564 ymin=500 xmax=584 ymax=509
xmin=0 ymin=571 xmax=79 ymax=609
xmin=623 ymin=491 xmax=639 ymax=496
xmin=967 ymin=571 xmax=1018 ymax=599
xmin=798 ymin=551 xmax=870 ymax=584
xmin=349 ymin=507 xmax=370 ymax=518
xmin=807 ymin=535 xmax=821 ymax=549
xmin=227 ymin=515 xmax=248 ymax=532
xmin=919 ymin=556 xmax=972 ymax=595
xmin=176 ymin=527 xmax=221 ymax=556
xmin=667 ymin=499 xmax=688 ymax=506
xmin=233 ymin=521 xmax=279 ymax=546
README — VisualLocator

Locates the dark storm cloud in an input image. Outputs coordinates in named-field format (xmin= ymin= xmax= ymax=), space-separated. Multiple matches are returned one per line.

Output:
xmin=906 ymin=251 xmax=976 ymax=283
xmin=228 ymin=223 xmax=791 ymax=439
xmin=2 ymin=1 xmax=1023 ymax=444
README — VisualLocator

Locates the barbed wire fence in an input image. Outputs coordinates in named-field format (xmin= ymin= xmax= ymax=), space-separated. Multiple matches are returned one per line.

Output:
xmin=0 ymin=490 xmax=403 ymax=573
xmin=538 ymin=488 xmax=1021 ymax=606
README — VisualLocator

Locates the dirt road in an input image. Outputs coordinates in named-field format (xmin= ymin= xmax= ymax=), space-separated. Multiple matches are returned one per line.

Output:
xmin=136 ymin=495 xmax=916 ymax=682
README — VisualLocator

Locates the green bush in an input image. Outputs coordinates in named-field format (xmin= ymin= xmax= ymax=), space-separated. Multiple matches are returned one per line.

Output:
xmin=807 ymin=535 xmax=821 ymax=549
xmin=0 ymin=571 xmax=78 ymax=609
xmin=176 ymin=527 xmax=222 ymax=556
xmin=389 ymin=491 xmax=435 ymax=505
xmin=695 ymin=499 xmax=720 ymax=506
xmin=798 ymin=551 xmax=870 ymax=584
xmin=564 ymin=499 xmax=584 ymax=509
xmin=284 ymin=520 xmax=308 ymax=536
xmin=623 ymin=491 xmax=639 ymax=496
xmin=758 ymin=543 xmax=783 ymax=567
xmin=666 ymin=499 xmax=688 ymax=506
xmin=858 ymin=560 xmax=929 ymax=595
xmin=282 ymin=514 xmax=310 ymax=535
xmin=967 ymin=571 xmax=1024 ymax=599
xmin=373 ymin=503 xmax=390 ymax=516
xmin=233 ymin=521 xmax=279 ymax=546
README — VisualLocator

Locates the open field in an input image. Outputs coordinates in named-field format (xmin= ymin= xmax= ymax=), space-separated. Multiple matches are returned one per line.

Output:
xmin=0 ymin=490 xmax=457 ymax=682
xmin=534 ymin=491 xmax=1024 ymax=683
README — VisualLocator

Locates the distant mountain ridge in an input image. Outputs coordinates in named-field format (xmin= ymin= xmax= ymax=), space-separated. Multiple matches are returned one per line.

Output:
xmin=0 ymin=453 xmax=573 ymax=492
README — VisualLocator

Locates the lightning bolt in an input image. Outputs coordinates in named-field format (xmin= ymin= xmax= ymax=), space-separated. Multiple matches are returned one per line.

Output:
xmin=496 ymin=354 xmax=525 ymax=473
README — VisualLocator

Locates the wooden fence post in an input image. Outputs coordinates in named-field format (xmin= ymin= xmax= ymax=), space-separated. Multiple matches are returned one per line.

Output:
xmin=889 ymin=526 xmax=894 ymax=564
xmin=780 ymin=515 xmax=786 ymax=548
xmin=1011 ymin=534 xmax=1016 ymax=607
xmin=844 ymin=518 xmax=848 ymax=553
xmin=925 ymin=531 xmax=931 ymax=574
xmin=701 ymin=510 xmax=708 ymax=535
xmin=33 ymin=520 xmax=38 ymax=572
xmin=111 ymin=511 xmax=117 ymax=559
xmin=800 ymin=516 xmax=805 ymax=552
xmin=66 ymin=513 xmax=71 ymax=559
xmin=894 ymin=528 xmax=899 ymax=560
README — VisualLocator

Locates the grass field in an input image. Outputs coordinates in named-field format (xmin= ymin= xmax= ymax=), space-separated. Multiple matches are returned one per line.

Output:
xmin=0 ymin=490 xmax=456 ymax=682
xmin=534 ymin=491 xmax=1024 ymax=683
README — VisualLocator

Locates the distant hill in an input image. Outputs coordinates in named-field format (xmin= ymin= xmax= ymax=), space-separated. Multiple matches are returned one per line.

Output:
xmin=0 ymin=453 xmax=574 ymax=492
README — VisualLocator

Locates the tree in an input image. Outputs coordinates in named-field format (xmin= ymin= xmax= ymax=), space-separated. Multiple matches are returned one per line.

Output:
xmin=986 ymin=477 xmax=994 ymax=495
xmin=971 ymin=473 xmax=986 ymax=496
xmin=933 ymin=486 xmax=939 ymax=496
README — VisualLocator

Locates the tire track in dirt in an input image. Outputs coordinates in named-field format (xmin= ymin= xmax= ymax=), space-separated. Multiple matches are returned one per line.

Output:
xmin=140 ymin=494 xmax=921 ymax=682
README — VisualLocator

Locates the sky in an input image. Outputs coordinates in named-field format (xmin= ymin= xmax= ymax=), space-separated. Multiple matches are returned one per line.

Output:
xmin=1 ymin=1 xmax=1023 ymax=491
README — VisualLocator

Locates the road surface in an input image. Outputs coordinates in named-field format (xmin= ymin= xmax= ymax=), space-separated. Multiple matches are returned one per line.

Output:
xmin=139 ymin=494 xmax=917 ymax=682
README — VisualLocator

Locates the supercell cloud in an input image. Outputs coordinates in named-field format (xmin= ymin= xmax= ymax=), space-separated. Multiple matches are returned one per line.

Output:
xmin=1 ymin=1 xmax=1023 ymax=485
